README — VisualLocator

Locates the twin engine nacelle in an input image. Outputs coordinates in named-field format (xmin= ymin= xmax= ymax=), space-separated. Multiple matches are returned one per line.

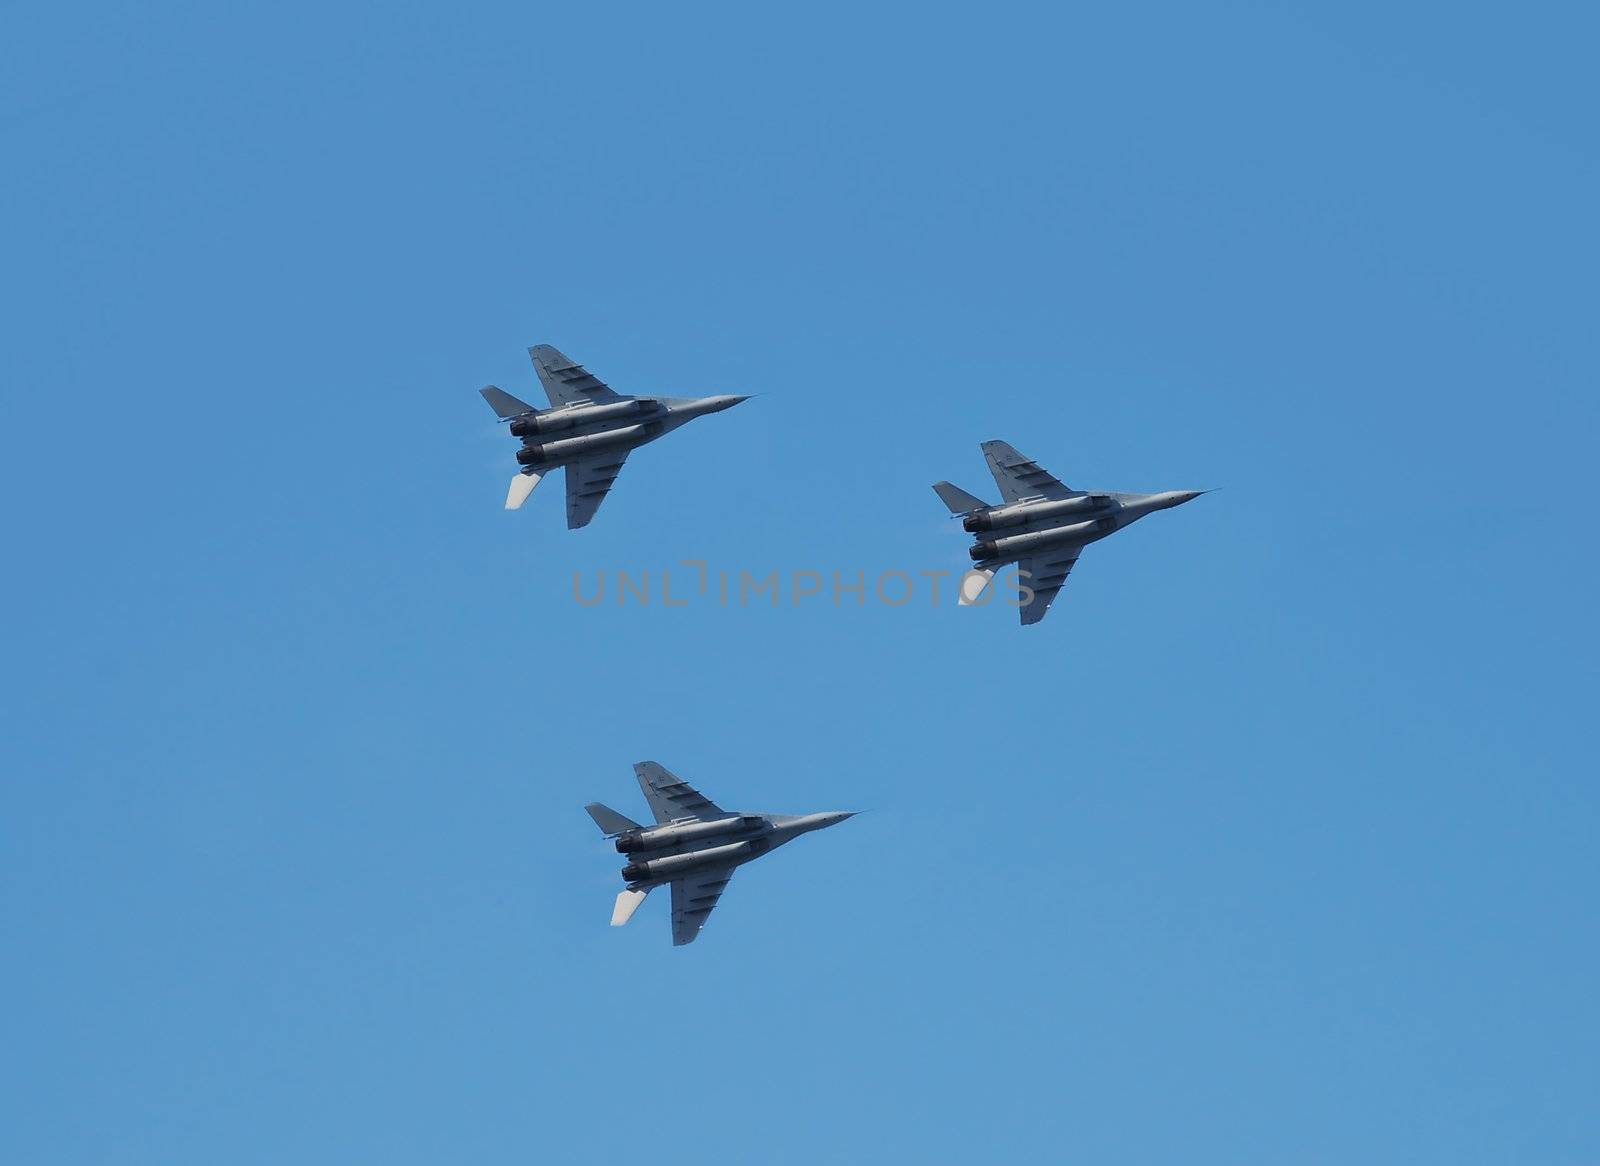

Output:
xmin=962 ymin=493 xmax=1113 ymax=533
xmin=517 ymin=421 xmax=665 ymax=467
xmin=615 ymin=814 xmax=766 ymax=854
xmin=621 ymin=837 xmax=768 ymax=883
xmin=507 ymin=399 xmax=649 ymax=438
xmin=970 ymin=515 xmax=1117 ymax=560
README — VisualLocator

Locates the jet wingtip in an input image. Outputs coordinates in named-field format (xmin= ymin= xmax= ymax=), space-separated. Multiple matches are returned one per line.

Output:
xmin=528 ymin=343 xmax=574 ymax=371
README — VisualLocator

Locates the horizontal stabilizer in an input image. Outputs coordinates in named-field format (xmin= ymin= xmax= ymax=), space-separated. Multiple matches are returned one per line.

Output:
xmin=612 ymin=887 xmax=650 ymax=927
xmin=586 ymin=802 xmax=642 ymax=836
xmin=934 ymin=481 xmax=988 ymax=515
xmin=505 ymin=471 xmax=542 ymax=510
xmin=481 ymin=385 xmax=535 ymax=419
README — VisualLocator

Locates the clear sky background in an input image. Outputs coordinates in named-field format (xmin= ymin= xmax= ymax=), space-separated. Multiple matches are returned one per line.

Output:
xmin=3 ymin=3 xmax=1597 ymax=1163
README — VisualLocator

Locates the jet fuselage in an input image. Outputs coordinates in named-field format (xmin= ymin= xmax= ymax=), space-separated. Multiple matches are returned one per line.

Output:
xmin=510 ymin=394 xmax=745 ymax=474
xmin=968 ymin=490 xmax=1201 ymax=567
xmin=614 ymin=812 xmax=853 ymax=890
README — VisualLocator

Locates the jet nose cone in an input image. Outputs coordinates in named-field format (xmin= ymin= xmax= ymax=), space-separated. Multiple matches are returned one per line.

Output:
xmin=703 ymin=393 xmax=751 ymax=413
xmin=1146 ymin=489 xmax=1206 ymax=511
xmin=797 ymin=811 xmax=856 ymax=833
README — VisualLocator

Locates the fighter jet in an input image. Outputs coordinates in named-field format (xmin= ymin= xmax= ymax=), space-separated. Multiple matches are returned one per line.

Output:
xmin=585 ymin=761 xmax=855 ymax=946
xmin=480 ymin=345 xmax=749 ymax=528
xmin=934 ymin=440 xmax=1204 ymax=626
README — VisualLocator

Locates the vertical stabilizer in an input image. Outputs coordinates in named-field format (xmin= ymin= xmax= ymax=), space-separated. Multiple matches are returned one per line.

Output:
xmin=959 ymin=568 xmax=995 ymax=605
xmin=505 ymin=471 xmax=542 ymax=510
xmin=612 ymin=887 xmax=650 ymax=926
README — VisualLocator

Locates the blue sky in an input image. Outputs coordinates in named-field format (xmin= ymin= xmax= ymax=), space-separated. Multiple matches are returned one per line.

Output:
xmin=3 ymin=2 xmax=1597 ymax=1162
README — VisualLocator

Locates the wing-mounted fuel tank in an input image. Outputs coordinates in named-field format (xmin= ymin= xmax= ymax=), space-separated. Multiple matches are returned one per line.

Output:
xmin=970 ymin=515 xmax=1117 ymax=561
xmin=615 ymin=815 xmax=767 ymax=854
xmin=963 ymin=493 xmax=1114 ymax=533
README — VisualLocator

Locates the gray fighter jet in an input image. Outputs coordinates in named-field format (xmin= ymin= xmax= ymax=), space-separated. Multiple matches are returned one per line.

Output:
xmin=934 ymin=440 xmax=1204 ymax=626
xmin=585 ymin=761 xmax=855 ymax=946
xmin=481 ymin=345 xmax=749 ymax=528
